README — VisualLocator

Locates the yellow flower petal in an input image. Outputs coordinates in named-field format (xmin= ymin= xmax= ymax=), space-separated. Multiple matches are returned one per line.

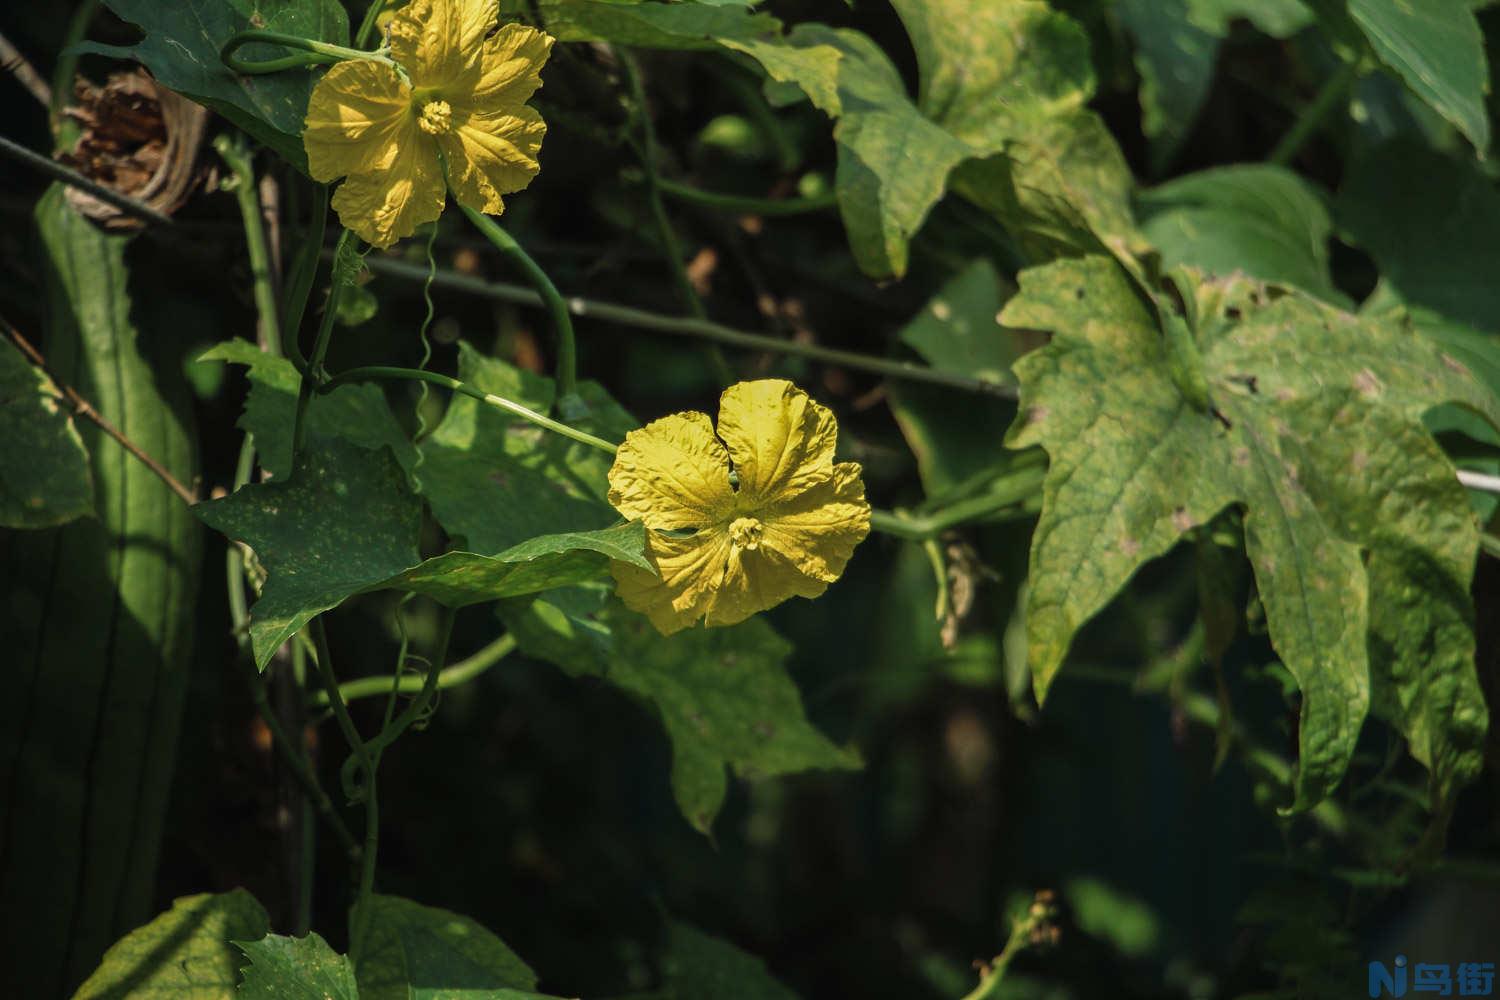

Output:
xmin=439 ymin=106 xmax=546 ymax=215
xmin=608 ymin=412 xmax=735 ymax=531
xmin=330 ymin=137 xmax=446 ymax=248
xmin=612 ymin=531 xmax=733 ymax=636
xmin=452 ymin=22 xmax=552 ymax=108
xmin=705 ymin=545 xmax=830 ymax=628
xmin=715 ymin=379 xmax=838 ymax=503
xmin=761 ymin=462 xmax=871 ymax=582
xmin=303 ymin=61 xmax=413 ymax=182
xmin=389 ymin=0 xmax=497 ymax=88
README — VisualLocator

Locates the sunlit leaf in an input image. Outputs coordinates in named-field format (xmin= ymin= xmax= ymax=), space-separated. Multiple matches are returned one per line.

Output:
xmin=1004 ymin=255 xmax=1499 ymax=808
xmin=73 ymin=890 xmax=270 ymax=999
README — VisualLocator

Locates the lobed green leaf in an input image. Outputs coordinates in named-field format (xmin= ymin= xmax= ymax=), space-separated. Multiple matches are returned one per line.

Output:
xmin=0 ymin=335 xmax=93 ymax=528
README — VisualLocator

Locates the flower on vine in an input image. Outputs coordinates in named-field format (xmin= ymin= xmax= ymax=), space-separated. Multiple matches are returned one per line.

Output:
xmin=607 ymin=379 xmax=871 ymax=635
xmin=303 ymin=0 xmax=552 ymax=248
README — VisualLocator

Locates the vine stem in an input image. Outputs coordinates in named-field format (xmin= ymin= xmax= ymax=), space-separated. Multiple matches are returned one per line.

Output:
xmin=457 ymin=203 xmax=577 ymax=399
xmin=655 ymin=177 xmax=838 ymax=217
xmin=216 ymin=136 xmax=283 ymax=355
xmin=357 ymin=255 xmax=1017 ymax=399
xmin=868 ymin=462 xmax=1046 ymax=541
xmin=1268 ymin=57 xmax=1362 ymax=166
xmin=959 ymin=917 xmax=1032 ymax=1000
xmin=320 ymin=365 xmax=619 ymax=454
xmin=220 ymin=30 xmax=400 ymax=76
xmin=620 ymin=50 xmax=734 ymax=385
xmin=0 ymin=134 xmax=171 ymax=226
xmin=312 ymin=633 xmax=516 ymax=706
xmin=292 ymin=228 xmax=360 ymax=461
xmin=1457 ymin=469 xmax=1500 ymax=495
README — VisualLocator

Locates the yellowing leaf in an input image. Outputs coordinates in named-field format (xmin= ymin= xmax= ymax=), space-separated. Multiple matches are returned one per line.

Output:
xmin=1005 ymin=255 xmax=1499 ymax=809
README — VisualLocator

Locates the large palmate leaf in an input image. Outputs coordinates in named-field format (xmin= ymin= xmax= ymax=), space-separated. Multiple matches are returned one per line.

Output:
xmin=237 ymin=933 xmax=357 ymax=1000
xmin=0 ymin=335 xmax=92 ymax=528
xmin=352 ymin=894 xmax=555 ymax=1000
xmin=197 ymin=435 xmax=647 ymax=669
xmin=502 ymin=585 xmax=860 ymax=833
xmin=201 ymin=340 xmax=416 ymax=479
xmin=78 ymin=0 xmax=349 ymax=170
xmin=1138 ymin=165 xmax=1342 ymax=303
xmin=73 ymin=890 xmax=271 ymax=999
xmin=1310 ymin=0 xmax=1490 ymax=152
xmin=1004 ymin=255 xmax=1498 ymax=809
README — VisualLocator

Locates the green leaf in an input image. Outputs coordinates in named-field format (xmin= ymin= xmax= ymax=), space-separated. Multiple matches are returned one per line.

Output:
xmin=1003 ymin=255 xmax=1499 ymax=808
xmin=384 ymin=523 xmax=651 ymax=607
xmin=236 ymin=933 xmax=357 ymax=1000
xmin=889 ymin=260 xmax=1022 ymax=495
xmin=773 ymin=24 xmax=972 ymax=280
xmin=1185 ymin=0 xmax=1313 ymax=36
xmin=1323 ymin=0 xmax=1489 ymax=152
xmin=73 ymin=890 xmax=270 ymax=999
xmin=649 ymin=922 xmax=801 ymax=1000
xmin=1336 ymin=140 xmax=1500 ymax=331
xmin=535 ymin=0 xmax=843 ymax=114
xmin=201 ymin=341 xmax=416 ymax=480
xmin=0 ymin=335 xmax=93 ymax=528
xmin=196 ymin=436 xmax=422 ymax=670
xmin=352 ymin=894 xmax=552 ymax=1000
xmin=1118 ymin=0 xmax=1219 ymax=173
xmin=890 ymin=0 xmax=1143 ymax=264
xmin=1138 ymin=165 xmax=1343 ymax=303
xmin=81 ymin=0 xmax=349 ymax=171
xmin=502 ymin=589 xmax=860 ymax=833
xmin=416 ymin=342 xmax=631 ymax=552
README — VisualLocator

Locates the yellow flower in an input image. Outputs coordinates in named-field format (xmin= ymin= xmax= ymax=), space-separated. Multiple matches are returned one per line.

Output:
xmin=608 ymin=380 xmax=872 ymax=635
xmin=303 ymin=0 xmax=552 ymax=248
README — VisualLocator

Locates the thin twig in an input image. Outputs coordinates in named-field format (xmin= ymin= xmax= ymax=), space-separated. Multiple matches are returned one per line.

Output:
xmin=0 ymin=30 xmax=51 ymax=106
xmin=3 ymin=317 xmax=198 ymax=506
xmin=357 ymin=254 xmax=1018 ymax=399
xmin=0 ymin=133 xmax=172 ymax=226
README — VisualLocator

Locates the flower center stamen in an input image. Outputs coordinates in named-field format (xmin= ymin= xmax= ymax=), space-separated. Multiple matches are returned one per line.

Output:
xmin=729 ymin=516 xmax=764 ymax=550
xmin=418 ymin=99 xmax=452 ymax=135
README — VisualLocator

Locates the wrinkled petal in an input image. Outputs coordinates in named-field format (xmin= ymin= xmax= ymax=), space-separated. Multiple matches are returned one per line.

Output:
xmin=761 ymin=462 xmax=871 ymax=582
xmin=439 ymin=105 xmax=546 ymax=214
xmin=455 ymin=22 xmax=553 ymax=107
xmin=389 ymin=0 xmax=497 ymax=88
xmin=705 ymin=544 xmax=830 ymax=627
xmin=716 ymin=379 xmax=838 ymax=504
xmin=608 ymin=412 xmax=735 ymax=531
xmin=304 ymin=61 xmax=413 ymax=181
xmin=330 ymin=137 xmax=446 ymax=248
xmin=612 ymin=530 xmax=733 ymax=636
